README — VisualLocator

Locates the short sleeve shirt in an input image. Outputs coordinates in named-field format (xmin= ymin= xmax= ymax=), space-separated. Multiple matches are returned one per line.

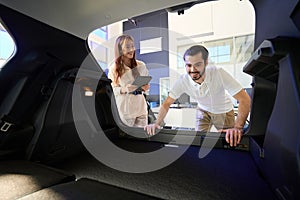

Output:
xmin=169 ymin=65 xmax=243 ymax=114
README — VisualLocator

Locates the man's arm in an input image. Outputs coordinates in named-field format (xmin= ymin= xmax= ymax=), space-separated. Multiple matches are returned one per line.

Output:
xmin=144 ymin=96 xmax=175 ymax=135
xmin=233 ymin=89 xmax=251 ymax=129
xmin=225 ymin=89 xmax=251 ymax=146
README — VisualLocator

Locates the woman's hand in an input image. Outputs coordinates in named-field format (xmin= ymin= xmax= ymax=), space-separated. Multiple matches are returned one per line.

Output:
xmin=120 ymin=84 xmax=138 ymax=94
xmin=141 ymin=84 xmax=150 ymax=92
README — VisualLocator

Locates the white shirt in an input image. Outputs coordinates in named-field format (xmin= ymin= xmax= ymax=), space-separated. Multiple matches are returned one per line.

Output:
xmin=108 ymin=60 xmax=148 ymax=120
xmin=169 ymin=65 xmax=243 ymax=114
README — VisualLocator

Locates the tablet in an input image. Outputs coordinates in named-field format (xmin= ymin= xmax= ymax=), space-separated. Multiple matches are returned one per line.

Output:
xmin=132 ymin=76 xmax=152 ymax=88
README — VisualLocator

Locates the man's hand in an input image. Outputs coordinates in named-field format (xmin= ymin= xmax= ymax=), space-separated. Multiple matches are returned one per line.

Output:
xmin=144 ymin=123 xmax=161 ymax=136
xmin=144 ymin=96 xmax=175 ymax=136
xmin=220 ymin=128 xmax=243 ymax=147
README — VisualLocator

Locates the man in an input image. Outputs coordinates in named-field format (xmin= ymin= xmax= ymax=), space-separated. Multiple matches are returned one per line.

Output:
xmin=144 ymin=45 xmax=251 ymax=147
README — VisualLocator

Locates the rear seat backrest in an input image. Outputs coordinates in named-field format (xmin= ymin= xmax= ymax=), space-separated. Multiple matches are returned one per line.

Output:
xmin=29 ymin=69 xmax=85 ymax=164
xmin=262 ymin=40 xmax=300 ymax=200
xmin=29 ymin=68 xmax=118 ymax=164
xmin=245 ymin=76 xmax=277 ymax=136
xmin=244 ymin=37 xmax=300 ymax=200
xmin=0 ymin=77 xmax=27 ymax=115
xmin=0 ymin=56 xmax=65 ymax=157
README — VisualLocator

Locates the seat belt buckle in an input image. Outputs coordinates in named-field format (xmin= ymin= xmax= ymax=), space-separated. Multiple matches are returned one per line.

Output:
xmin=0 ymin=121 xmax=13 ymax=132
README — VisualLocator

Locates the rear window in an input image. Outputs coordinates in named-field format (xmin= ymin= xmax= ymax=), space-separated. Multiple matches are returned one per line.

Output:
xmin=88 ymin=0 xmax=255 ymax=130
xmin=0 ymin=22 xmax=15 ymax=70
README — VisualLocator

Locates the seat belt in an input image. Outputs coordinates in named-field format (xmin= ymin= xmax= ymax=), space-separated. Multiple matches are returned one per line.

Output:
xmin=0 ymin=57 xmax=65 ymax=135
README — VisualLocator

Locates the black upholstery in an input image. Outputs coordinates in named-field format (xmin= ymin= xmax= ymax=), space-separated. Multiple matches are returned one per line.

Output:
xmin=262 ymin=39 xmax=300 ymax=199
xmin=29 ymin=69 xmax=86 ymax=164
xmin=244 ymin=37 xmax=300 ymax=200
xmin=0 ymin=160 xmax=75 ymax=200
xmin=244 ymin=76 xmax=277 ymax=136
xmin=29 ymin=68 xmax=118 ymax=164
xmin=52 ymin=140 xmax=276 ymax=200
xmin=0 ymin=56 xmax=66 ymax=157
xmin=0 ymin=159 xmax=161 ymax=200
xmin=19 ymin=178 xmax=160 ymax=200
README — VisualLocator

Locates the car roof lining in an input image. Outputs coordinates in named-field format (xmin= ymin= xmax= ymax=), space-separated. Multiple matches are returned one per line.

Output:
xmin=0 ymin=0 xmax=202 ymax=39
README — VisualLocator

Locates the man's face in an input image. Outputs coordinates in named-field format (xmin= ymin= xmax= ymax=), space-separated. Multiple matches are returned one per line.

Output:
xmin=185 ymin=52 xmax=207 ymax=81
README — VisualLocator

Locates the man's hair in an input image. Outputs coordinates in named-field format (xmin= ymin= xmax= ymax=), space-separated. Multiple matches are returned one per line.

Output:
xmin=183 ymin=45 xmax=209 ymax=62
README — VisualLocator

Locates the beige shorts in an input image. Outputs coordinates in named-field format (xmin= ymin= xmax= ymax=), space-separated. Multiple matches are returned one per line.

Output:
xmin=196 ymin=107 xmax=235 ymax=132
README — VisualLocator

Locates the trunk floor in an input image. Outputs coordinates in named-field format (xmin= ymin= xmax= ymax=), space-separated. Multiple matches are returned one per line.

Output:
xmin=51 ymin=139 xmax=276 ymax=200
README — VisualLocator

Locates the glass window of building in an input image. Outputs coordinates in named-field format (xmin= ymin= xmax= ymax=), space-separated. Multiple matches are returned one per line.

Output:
xmin=88 ymin=26 xmax=108 ymax=71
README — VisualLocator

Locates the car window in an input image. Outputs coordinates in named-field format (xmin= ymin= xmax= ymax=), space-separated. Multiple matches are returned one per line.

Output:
xmin=0 ymin=22 xmax=15 ymax=70
xmin=88 ymin=0 xmax=255 ymax=132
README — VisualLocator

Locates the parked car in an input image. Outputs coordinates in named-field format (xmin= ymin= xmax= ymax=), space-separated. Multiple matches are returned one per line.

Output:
xmin=0 ymin=0 xmax=299 ymax=199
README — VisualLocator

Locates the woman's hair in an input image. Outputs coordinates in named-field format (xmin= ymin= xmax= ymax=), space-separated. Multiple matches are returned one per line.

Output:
xmin=183 ymin=45 xmax=209 ymax=62
xmin=114 ymin=35 xmax=137 ymax=82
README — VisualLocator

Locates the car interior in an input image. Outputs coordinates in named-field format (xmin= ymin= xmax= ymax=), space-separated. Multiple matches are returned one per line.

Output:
xmin=0 ymin=0 xmax=299 ymax=199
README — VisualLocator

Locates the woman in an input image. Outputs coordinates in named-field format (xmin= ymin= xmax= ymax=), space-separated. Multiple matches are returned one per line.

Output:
xmin=108 ymin=35 xmax=150 ymax=127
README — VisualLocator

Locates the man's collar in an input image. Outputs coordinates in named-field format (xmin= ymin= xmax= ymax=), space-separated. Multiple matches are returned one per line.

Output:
xmin=186 ymin=74 xmax=200 ymax=86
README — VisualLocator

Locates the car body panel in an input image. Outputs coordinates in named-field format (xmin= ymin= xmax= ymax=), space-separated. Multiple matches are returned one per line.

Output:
xmin=0 ymin=0 xmax=299 ymax=199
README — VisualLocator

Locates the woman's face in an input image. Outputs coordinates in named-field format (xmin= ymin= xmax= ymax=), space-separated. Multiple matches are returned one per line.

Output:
xmin=121 ymin=39 xmax=135 ymax=59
